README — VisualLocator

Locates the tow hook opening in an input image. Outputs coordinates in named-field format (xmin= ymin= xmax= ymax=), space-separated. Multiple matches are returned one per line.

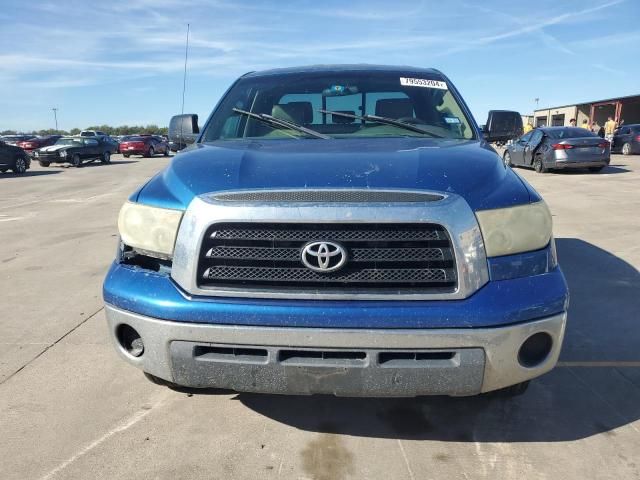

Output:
xmin=116 ymin=324 xmax=144 ymax=358
xmin=518 ymin=332 xmax=553 ymax=368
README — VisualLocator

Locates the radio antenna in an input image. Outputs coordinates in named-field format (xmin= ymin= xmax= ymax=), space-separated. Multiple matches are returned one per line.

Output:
xmin=181 ymin=23 xmax=190 ymax=116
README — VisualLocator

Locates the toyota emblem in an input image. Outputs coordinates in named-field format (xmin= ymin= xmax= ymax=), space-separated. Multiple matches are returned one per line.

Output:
xmin=301 ymin=241 xmax=347 ymax=273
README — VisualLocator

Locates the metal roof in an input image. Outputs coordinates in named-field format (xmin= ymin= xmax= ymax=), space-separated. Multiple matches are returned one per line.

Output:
xmin=536 ymin=93 xmax=640 ymax=112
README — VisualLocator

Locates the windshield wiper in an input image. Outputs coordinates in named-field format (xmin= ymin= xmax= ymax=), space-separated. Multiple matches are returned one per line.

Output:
xmin=318 ymin=109 xmax=442 ymax=138
xmin=233 ymin=108 xmax=330 ymax=140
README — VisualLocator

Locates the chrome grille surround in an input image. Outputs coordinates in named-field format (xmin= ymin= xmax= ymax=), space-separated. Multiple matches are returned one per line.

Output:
xmin=171 ymin=189 xmax=489 ymax=300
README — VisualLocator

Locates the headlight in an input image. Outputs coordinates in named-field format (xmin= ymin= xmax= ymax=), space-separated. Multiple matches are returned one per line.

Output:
xmin=59 ymin=150 xmax=67 ymax=157
xmin=117 ymin=202 xmax=183 ymax=258
xmin=476 ymin=202 xmax=552 ymax=257
xmin=34 ymin=151 xmax=39 ymax=157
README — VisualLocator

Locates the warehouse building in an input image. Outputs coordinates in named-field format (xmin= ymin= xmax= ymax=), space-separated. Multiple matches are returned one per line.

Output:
xmin=532 ymin=93 xmax=640 ymax=130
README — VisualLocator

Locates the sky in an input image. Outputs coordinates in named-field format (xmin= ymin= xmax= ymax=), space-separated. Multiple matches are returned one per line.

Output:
xmin=1 ymin=0 xmax=638 ymax=132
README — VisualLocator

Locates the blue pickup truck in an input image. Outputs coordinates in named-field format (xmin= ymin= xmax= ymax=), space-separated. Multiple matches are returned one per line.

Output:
xmin=103 ymin=65 xmax=568 ymax=397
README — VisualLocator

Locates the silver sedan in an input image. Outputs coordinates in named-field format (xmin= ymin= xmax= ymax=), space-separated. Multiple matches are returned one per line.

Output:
xmin=503 ymin=127 xmax=610 ymax=173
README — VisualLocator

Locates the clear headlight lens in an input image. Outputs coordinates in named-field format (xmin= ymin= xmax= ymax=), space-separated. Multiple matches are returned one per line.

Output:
xmin=476 ymin=202 xmax=552 ymax=257
xmin=117 ymin=202 xmax=183 ymax=258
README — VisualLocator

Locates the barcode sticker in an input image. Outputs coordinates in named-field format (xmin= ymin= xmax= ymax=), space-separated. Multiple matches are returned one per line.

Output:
xmin=400 ymin=77 xmax=448 ymax=89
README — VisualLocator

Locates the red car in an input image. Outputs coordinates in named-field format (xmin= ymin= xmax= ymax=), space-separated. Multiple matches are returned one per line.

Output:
xmin=16 ymin=135 xmax=62 ymax=155
xmin=119 ymin=135 xmax=170 ymax=157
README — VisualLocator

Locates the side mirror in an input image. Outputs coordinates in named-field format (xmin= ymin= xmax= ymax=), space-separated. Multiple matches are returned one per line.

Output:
xmin=482 ymin=110 xmax=523 ymax=143
xmin=169 ymin=114 xmax=199 ymax=148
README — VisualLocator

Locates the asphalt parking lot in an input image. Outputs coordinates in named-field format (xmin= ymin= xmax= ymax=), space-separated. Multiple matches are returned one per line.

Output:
xmin=1 ymin=153 xmax=639 ymax=480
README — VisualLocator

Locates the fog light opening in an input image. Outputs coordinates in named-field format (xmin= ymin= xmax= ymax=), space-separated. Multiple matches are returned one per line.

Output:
xmin=518 ymin=332 xmax=552 ymax=368
xmin=116 ymin=324 xmax=144 ymax=358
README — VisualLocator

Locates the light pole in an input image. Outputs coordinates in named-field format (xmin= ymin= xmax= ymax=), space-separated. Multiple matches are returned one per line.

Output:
xmin=52 ymin=108 xmax=59 ymax=131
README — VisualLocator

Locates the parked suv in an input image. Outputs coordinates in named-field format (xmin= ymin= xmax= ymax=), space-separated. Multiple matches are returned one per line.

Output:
xmin=104 ymin=65 xmax=568 ymax=397
xmin=612 ymin=124 xmax=640 ymax=155
xmin=0 ymin=139 xmax=31 ymax=174
xmin=34 ymin=136 xmax=114 ymax=167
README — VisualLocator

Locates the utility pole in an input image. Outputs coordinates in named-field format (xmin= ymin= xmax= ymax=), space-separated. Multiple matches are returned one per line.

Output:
xmin=534 ymin=98 xmax=539 ymax=111
xmin=52 ymin=108 xmax=59 ymax=131
xmin=181 ymin=23 xmax=190 ymax=116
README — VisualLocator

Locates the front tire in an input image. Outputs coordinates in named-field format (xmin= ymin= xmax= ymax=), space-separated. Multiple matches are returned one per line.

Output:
xmin=163 ymin=147 xmax=169 ymax=157
xmin=72 ymin=154 xmax=82 ymax=168
xmin=39 ymin=161 xmax=50 ymax=167
xmin=12 ymin=156 xmax=27 ymax=174
xmin=146 ymin=146 xmax=155 ymax=158
xmin=503 ymin=151 xmax=512 ymax=167
xmin=622 ymin=142 xmax=632 ymax=155
xmin=101 ymin=151 xmax=111 ymax=164
xmin=534 ymin=156 xmax=547 ymax=173
xmin=123 ymin=154 xmax=130 ymax=158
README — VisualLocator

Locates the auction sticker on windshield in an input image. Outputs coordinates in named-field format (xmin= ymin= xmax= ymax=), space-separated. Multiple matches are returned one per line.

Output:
xmin=400 ymin=77 xmax=448 ymax=89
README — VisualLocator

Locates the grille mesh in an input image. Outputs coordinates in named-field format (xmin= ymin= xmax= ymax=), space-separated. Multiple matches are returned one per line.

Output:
xmin=204 ymin=266 xmax=448 ymax=283
xmin=212 ymin=228 xmax=443 ymax=242
xmin=198 ymin=223 xmax=457 ymax=292
xmin=206 ymin=246 xmax=446 ymax=262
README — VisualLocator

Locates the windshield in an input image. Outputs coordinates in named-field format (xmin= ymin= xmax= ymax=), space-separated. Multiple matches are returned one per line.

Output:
xmin=202 ymin=72 xmax=475 ymax=141
xmin=56 ymin=138 xmax=84 ymax=146
xmin=545 ymin=128 xmax=596 ymax=139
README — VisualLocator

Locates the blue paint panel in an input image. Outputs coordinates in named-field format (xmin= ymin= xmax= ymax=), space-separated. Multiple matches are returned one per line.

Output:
xmin=136 ymin=138 xmax=531 ymax=212
xmin=103 ymin=263 xmax=568 ymax=329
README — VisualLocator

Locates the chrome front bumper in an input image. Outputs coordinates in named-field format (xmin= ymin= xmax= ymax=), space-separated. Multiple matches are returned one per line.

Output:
xmin=105 ymin=304 xmax=566 ymax=397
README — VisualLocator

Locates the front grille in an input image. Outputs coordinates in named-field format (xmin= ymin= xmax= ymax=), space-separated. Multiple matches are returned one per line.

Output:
xmin=198 ymin=223 xmax=457 ymax=293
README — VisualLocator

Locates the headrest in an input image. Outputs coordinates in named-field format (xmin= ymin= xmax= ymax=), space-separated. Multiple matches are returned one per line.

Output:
xmin=271 ymin=102 xmax=313 ymax=124
xmin=375 ymin=98 xmax=414 ymax=119
xmin=332 ymin=111 xmax=355 ymax=124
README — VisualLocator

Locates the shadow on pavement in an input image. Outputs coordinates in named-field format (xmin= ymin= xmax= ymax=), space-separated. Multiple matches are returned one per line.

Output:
xmin=550 ymin=165 xmax=630 ymax=174
xmin=184 ymin=238 xmax=640 ymax=442
xmin=81 ymin=160 xmax=139 ymax=167
xmin=0 ymin=170 xmax=62 ymax=178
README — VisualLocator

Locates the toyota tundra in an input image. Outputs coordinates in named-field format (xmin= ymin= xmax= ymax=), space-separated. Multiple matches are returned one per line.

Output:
xmin=103 ymin=65 xmax=569 ymax=397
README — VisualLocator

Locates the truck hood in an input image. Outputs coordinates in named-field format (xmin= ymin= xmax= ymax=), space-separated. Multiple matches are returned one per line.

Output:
xmin=136 ymin=137 xmax=533 ymax=211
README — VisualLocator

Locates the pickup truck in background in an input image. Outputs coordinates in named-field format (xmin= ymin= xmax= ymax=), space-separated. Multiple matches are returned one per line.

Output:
xmin=103 ymin=65 xmax=568 ymax=397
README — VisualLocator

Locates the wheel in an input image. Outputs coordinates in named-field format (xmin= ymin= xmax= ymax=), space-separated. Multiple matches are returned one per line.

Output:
xmin=123 ymin=154 xmax=130 ymax=158
xmin=39 ymin=161 xmax=50 ymax=167
xmin=534 ymin=156 xmax=547 ymax=173
xmin=12 ymin=156 xmax=27 ymax=174
xmin=493 ymin=381 xmax=530 ymax=397
xmin=503 ymin=151 xmax=512 ymax=167
xmin=144 ymin=372 xmax=179 ymax=388
xmin=163 ymin=147 xmax=169 ymax=156
xmin=622 ymin=142 xmax=632 ymax=155
xmin=147 ymin=146 xmax=155 ymax=157
xmin=72 ymin=154 xmax=82 ymax=168
xmin=589 ymin=166 xmax=605 ymax=173
xmin=101 ymin=151 xmax=111 ymax=164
